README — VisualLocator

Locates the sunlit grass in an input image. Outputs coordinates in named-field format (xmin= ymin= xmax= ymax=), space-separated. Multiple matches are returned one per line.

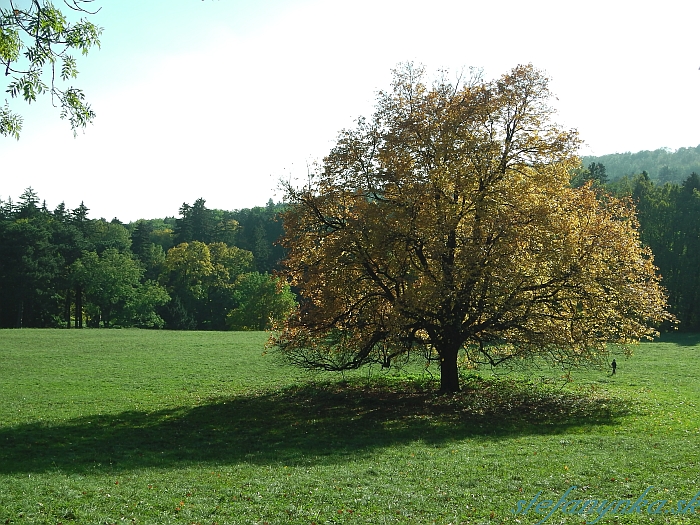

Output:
xmin=0 ymin=329 xmax=698 ymax=524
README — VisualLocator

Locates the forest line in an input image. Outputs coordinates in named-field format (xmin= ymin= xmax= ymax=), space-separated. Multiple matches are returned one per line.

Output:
xmin=0 ymin=193 xmax=292 ymax=330
xmin=3 ymin=160 xmax=700 ymax=331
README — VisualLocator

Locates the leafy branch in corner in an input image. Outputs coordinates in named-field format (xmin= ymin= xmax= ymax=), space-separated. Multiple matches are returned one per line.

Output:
xmin=0 ymin=0 xmax=102 ymax=138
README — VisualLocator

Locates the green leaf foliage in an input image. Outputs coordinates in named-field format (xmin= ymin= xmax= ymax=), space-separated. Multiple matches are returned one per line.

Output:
xmin=0 ymin=0 xmax=102 ymax=138
xmin=70 ymin=249 xmax=169 ymax=328
xmin=226 ymin=272 xmax=296 ymax=331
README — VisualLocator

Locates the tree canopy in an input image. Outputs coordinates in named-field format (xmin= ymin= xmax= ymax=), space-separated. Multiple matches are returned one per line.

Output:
xmin=273 ymin=64 xmax=673 ymax=393
xmin=70 ymin=248 xmax=169 ymax=328
xmin=0 ymin=0 xmax=102 ymax=138
xmin=226 ymin=272 xmax=296 ymax=331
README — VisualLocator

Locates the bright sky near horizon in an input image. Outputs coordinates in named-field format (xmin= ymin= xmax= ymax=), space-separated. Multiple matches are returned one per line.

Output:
xmin=1 ymin=0 xmax=698 ymax=222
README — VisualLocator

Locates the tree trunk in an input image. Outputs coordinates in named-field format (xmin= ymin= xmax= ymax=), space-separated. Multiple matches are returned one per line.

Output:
xmin=75 ymin=285 xmax=83 ymax=328
xmin=15 ymin=299 xmax=23 ymax=328
xmin=439 ymin=343 xmax=461 ymax=393
xmin=64 ymin=288 xmax=71 ymax=328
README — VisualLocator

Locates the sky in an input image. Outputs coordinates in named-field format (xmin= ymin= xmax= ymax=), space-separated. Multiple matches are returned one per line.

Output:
xmin=1 ymin=0 xmax=698 ymax=222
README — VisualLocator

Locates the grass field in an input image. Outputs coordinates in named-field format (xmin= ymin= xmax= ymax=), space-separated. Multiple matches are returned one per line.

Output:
xmin=0 ymin=329 xmax=698 ymax=525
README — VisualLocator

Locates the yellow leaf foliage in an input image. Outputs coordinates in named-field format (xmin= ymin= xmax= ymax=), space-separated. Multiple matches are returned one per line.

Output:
xmin=272 ymin=64 xmax=674 ymax=392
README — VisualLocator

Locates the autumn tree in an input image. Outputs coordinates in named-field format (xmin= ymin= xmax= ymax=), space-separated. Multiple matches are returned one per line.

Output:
xmin=273 ymin=64 xmax=673 ymax=393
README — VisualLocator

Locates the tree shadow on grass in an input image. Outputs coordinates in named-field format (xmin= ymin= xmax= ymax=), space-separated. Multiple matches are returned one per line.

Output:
xmin=0 ymin=376 xmax=629 ymax=474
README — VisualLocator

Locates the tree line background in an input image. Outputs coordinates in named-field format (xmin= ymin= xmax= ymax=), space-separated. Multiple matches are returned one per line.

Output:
xmin=582 ymin=145 xmax=700 ymax=185
xmin=575 ymin=144 xmax=700 ymax=331
xmin=3 ymin=144 xmax=700 ymax=331
xmin=0 ymin=193 xmax=294 ymax=330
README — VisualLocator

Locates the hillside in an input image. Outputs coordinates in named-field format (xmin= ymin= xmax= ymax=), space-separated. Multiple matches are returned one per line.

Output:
xmin=582 ymin=145 xmax=700 ymax=184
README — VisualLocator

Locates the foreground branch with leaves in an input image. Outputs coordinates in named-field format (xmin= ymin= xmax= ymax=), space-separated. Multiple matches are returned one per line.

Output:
xmin=273 ymin=63 xmax=674 ymax=393
xmin=0 ymin=0 xmax=102 ymax=138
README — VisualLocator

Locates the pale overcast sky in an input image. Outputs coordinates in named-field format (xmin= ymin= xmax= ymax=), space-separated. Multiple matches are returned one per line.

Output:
xmin=1 ymin=0 xmax=698 ymax=222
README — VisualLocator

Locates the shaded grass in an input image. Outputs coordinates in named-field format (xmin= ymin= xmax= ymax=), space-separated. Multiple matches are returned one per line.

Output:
xmin=0 ymin=329 xmax=699 ymax=524
xmin=0 ymin=376 xmax=630 ymax=475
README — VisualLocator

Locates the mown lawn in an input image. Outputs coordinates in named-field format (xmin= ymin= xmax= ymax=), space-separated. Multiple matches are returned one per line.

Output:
xmin=0 ymin=329 xmax=698 ymax=524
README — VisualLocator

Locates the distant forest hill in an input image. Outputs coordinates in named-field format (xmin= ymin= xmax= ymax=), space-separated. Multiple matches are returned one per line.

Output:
xmin=582 ymin=145 xmax=700 ymax=184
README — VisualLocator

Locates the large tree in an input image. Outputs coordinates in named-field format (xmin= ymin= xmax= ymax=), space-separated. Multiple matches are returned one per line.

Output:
xmin=273 ymin=64 xmax=673 ymax=393
xmin=0 ymin=0 xmax=102 ymax=138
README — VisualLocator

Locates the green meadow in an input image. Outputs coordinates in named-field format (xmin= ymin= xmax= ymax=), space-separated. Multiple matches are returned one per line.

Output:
xmin=0 ymin=329 xmax=698 ymax=525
